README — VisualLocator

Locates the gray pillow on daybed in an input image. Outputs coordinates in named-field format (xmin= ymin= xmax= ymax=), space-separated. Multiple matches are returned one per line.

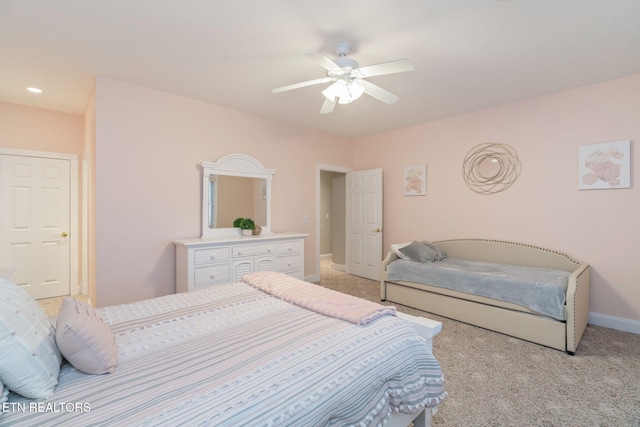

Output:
xmin=398 ymin=241 xmax=441 ymax=263
xmin=421 ymin=240 xmax=447 ymax=261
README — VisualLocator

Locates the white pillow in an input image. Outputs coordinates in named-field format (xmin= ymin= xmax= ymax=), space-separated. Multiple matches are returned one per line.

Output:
xmin=0 ymin=380 xmax=8 ymax=418
xmin=1 ymin=380 xmax=8 ymax=403
xmin=0 ymin=280 xmax=61 ymax=399
xmin=56 ymin=297 xmax=118 ymax=375
xmin=390 ymin=242 xmax=412 ymax=260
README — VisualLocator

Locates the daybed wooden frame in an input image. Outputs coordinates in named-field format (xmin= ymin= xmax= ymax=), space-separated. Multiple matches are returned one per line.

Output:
xmin=381 ymin=239 xmax=590 ymax=354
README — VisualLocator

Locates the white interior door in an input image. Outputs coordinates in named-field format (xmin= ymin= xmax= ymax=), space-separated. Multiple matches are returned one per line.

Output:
xmin=346 ymin=168 xmax=383 ymax=280
xmin=0 ymin=154 xmax=71 ymax=299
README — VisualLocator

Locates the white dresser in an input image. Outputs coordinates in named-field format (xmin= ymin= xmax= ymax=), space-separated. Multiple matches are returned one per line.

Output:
xmin=174 ymin=232 xmax=307 ymax=293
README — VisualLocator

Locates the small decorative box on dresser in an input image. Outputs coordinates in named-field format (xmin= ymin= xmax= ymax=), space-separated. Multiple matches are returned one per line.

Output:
xmin=174 ymin=232 xmax=307 ymax=293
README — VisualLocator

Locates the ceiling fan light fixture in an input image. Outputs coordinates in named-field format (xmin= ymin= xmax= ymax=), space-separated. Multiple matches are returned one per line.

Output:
xmin=340 ymin=80 xmax=365 ymax=104
xmin=333 ymin=56 xmax=359 ymax=70
xmin=322 ymin=79 xmax=364 ymax=104
xmin=273 ymin=42 xmax=413 ymax=114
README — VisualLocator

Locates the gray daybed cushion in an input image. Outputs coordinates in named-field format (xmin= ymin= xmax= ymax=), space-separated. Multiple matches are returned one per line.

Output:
xmin=421 ymin=241 xmax=447 ymax=261
xmin=390 ymin=242 xmax=413 ymax=260
xmin=387 ymin=257 xmax=570 ymax=320
xmin=397 ymin=241 xmax=441 ymax=263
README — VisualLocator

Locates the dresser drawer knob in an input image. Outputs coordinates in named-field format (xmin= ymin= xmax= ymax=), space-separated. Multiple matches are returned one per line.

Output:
xmin=210 ymin=274 xmax=215 ymax=279
xmin=210 ymin=255 xmax=216 ymax=260
xmin=287 ymin=247 xmax=292 ymax=251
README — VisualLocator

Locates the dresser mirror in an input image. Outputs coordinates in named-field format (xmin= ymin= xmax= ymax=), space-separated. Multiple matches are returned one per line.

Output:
xmin=202 ymin=154 xmax=275 ymax=238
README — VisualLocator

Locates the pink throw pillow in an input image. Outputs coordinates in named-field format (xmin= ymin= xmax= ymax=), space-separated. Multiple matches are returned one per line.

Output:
xmin=56 ymin=298 xmax=118 ymax=374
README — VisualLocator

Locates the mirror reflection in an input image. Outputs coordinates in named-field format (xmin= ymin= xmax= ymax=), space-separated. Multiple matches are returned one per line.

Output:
xmin=201 ymin=153 xmax=274 ymax=238
xmin=208 ymin=175 xmax=267 ymax=229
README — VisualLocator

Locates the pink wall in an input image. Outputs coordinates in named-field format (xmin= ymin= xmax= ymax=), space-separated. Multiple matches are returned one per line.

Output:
xmin=84 ymin=87 xmax=97 ymax=305
xmin=353 ymin=74 xmax=640 ymax=322
xmin=94 ymin=77 xmax=352 ymax=307
xmin=0 ymin=102 xmax=85 ymax=287
xmin=5 ymin=73 xmax=638 ymax=325
xmin=0 ymin=102 xmax=84 ymax=154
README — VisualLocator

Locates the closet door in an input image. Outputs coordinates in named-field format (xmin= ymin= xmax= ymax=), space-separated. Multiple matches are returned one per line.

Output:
xmin=0 ymin=154 xmax=71 ymax=299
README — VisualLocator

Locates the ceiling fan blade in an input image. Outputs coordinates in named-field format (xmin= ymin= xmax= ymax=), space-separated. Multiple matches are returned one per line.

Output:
xmin=272 ymin=77 xmax=333 ymax=93
xmin=320 ymin=97 xmax=336 ymax=114
xmin=360 ymin=79 xmax=400 ymax=104
xmin=358 ymin=59 xmax=415 ymax=78
xmin=307 ymin=53 xmax=343 ymax=72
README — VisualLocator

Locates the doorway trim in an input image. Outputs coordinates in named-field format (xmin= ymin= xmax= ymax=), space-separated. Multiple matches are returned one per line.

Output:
xmin=315 ymin=163 xmax=352 ymax=283
xmin=0 ymin=147 xmax=80 ymax=295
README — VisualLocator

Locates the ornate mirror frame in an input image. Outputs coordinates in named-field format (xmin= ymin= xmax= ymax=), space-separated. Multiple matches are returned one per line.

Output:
xmin=201 ymin=153 xmax=275 ymax=238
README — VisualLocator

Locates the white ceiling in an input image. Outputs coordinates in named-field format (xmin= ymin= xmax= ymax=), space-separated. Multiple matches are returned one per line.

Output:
xmin=2 ymin=0 xmax=640 ymax=138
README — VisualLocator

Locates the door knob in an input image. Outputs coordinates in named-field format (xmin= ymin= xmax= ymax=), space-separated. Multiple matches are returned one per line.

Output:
xmin=374 ymin=228 xmax=382 ymax=233
xmin=61 ymin=232 xmax=69 ymax=237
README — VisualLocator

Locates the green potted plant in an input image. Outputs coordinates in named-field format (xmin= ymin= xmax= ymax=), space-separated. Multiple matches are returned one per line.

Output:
xmin=233 ymin=217 xmax=255 ymax=236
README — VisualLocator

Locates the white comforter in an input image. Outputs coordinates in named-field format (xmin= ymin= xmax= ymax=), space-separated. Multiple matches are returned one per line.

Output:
xmin=2 ymin=282 xmax=445 ymax=426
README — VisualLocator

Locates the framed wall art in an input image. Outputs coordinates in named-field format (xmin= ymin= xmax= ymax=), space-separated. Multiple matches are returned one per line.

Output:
xmin=578 ymin=140 xmax=631 ymax=190
xmin=462 ymin=142 xmax=521 ymax=195
xmin=403 ymin=164 xmax=427 ymax=196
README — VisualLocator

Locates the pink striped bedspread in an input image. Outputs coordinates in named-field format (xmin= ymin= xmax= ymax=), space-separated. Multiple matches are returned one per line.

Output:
xmin=242 ymin=271 xmax=396 ymax=325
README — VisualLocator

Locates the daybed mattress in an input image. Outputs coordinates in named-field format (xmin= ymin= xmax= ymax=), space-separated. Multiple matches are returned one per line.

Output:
xmin=387 ymin=258 xmax=570 ymax=320
xmin=1 ymin=282 xmax=445 ymax=426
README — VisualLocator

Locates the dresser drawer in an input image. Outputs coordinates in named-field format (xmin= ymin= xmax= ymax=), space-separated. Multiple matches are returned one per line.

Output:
xmin=232 ymin=243 xmax=275 ymax=258
xmin=175 ymin=233 xmax=306 ymax=293
xmin=276 ymin=240 xmax=302 ymax=255
xmin=194 ymin=264 xmax=231 ymax=287
xmin=194 ymin=247 xmax=230 ymax=265
xmin=276 ymin=254 xmax=302 ymax=272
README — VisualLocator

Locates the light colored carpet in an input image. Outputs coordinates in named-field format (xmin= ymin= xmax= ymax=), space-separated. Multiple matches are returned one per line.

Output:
xmin=317 ymin=258 xmax=640 ymax=427
xmin=36 ymin=295 xmax=91 ymax=317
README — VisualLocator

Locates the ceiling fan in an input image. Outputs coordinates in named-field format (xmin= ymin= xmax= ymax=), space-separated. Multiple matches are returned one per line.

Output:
xmin=272 ymin=42 xmax=415 ymax=114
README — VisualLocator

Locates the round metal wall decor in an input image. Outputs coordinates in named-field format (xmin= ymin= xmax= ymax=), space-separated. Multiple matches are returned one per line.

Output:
xmin=462 ymin=143 xmax=521 ymax=195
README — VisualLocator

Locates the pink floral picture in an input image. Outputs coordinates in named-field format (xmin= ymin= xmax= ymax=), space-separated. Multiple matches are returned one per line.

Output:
xmin=403 ymin=164 xmax=427 ymax=196
xmin=578 ymin=140 xmax=631 ymax=190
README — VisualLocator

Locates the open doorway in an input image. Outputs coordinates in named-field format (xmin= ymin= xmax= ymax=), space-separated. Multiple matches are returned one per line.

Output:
xmin=320 ymin=170 xmax=346 ymax=274
xmin=316 ymin=165 xmax=350 ymax=281
xmin=315 ymin=164 xmax=384 ymax=283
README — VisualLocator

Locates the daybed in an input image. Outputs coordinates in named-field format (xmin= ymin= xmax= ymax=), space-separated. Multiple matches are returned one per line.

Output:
xmin=381 ymin=238 xmax=590 ymax=354
xmin=1 ymin=272 xmax=445 ymax=427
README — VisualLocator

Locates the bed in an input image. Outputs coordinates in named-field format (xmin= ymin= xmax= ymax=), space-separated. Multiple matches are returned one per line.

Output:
xmin=0 ymin=272 xmax=445 ymax=426
xmin=381 ymin=239 xmax=590 ymax=354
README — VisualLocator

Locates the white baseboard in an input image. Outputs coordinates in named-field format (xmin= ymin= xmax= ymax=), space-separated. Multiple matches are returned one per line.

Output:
xmin=331 ymin=263 xmax=345 ymax=271
xmin=306 ymin=273 xmax=320 ymax=283
xmin=320 ymin=253 xmax=332 ymax=260
xmin=589 ymin=312 xmax=640 ymax=335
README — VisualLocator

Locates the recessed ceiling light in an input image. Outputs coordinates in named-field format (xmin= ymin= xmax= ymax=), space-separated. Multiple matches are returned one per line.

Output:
xmin=26 ymin=87 xmax=43 ymax=94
